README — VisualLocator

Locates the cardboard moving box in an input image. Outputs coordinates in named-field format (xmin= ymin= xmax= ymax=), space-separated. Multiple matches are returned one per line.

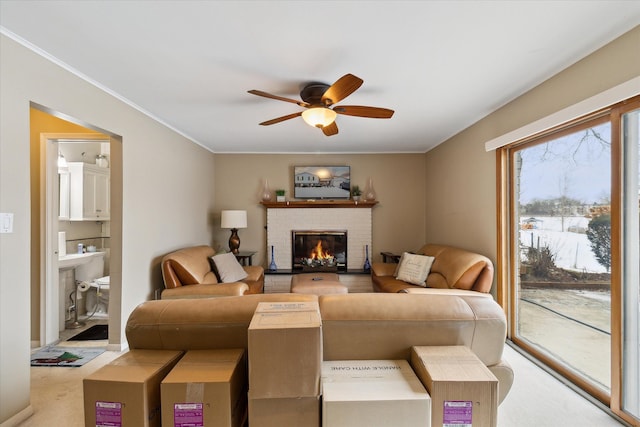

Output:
xmin=248 ymin=301 xmax=322 ymax=398
xmin=161 ymin=349 xmax=247 ymax=427
xmin=321 ymin=359 xmax=431 ymax=427
xmin=253 ymin=301 xmax=320 ymax=314
xmin=248 ymin=393 xmax=321 ymax=427
xmin=83 ymin=349 xmax=183 ymax=427
xmin=410 ymin=346 xmax=498 ymax=427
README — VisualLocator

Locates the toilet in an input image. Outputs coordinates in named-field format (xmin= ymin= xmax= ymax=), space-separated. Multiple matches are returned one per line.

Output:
xmin=74 ymin=252 xmax=110 ymax=318
xmin=86 ymin=276 xmax=110 ymax=318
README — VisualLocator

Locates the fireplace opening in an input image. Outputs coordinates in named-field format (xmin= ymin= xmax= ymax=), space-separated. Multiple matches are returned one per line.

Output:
xmin=292 ymin=230 xmax=347 ymax=272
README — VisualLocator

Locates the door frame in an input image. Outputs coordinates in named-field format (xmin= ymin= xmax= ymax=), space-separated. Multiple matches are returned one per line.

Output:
xmin=39 ymin=132 xmax=116 ymax=346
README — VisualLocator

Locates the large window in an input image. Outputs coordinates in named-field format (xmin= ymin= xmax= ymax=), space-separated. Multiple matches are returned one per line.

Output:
xmin=498 ymin=96 xmax=639 ymax=424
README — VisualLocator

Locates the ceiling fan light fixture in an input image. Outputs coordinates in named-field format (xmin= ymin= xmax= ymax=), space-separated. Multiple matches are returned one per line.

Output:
xmin=248 ymin=74 xmax=393 ymax=136
xmin=301 ymin=107 xmax=337 ymax=128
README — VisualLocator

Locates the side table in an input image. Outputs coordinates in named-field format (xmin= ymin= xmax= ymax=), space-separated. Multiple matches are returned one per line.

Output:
xmin=234 ymin=251 xmax=256 ymax=266
xmin=380 ymin=252 xmax=401 ymax=263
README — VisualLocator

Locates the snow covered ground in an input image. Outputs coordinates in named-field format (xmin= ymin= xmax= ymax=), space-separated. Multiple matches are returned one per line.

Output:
xmin=520 ymin=215 xmax=608 ymax=274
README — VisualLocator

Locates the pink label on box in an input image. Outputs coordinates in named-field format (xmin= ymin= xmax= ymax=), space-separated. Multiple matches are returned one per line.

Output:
xmin=174 ymin=403 xmax=204 ymax=427
xmin=443 ymin=401 xmax=472 ymax=427
xmin=95 ymin=401 xmax=122 ymax=427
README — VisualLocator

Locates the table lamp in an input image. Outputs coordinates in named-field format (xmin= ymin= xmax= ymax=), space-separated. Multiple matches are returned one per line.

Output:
xmin=221 ymin=210 xmax=247 ymax=254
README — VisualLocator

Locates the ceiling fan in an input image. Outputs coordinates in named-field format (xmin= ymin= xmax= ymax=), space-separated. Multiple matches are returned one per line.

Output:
xmin=248 ymin=73 xmax=394 ymax=136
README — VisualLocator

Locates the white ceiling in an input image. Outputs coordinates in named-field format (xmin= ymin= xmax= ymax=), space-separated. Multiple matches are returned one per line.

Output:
xmin=2 ymin=1 xmax=639 ymax=154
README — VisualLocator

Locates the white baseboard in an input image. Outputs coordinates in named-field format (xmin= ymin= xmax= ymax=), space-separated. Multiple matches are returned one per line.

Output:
xmin=106 ymin=342 xmax=128 ymax=352
xmin=0 ymin=405 xmax=34 ymax=427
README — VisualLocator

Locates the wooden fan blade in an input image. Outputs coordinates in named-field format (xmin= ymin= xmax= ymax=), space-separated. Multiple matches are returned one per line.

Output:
xmin=333 ymin=105 xmax=395 ymax=119
xmin=322 ymin=121 xmax=339 ymax=136
xmin=248 ymin=90 xmax=310 ymax=108
xmin=321 ymin=74 xmax=363 ymax=106
xmin=259 ymin=111 xmax=303 ymax=126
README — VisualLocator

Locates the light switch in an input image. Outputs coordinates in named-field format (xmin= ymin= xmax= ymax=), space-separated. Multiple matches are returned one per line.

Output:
xmin=0 ymin=213 xmax=14 ymax=233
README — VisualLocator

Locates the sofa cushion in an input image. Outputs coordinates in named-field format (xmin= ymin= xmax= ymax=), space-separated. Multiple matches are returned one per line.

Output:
xmin=211 ymin=253 xmax=248 ymax=283
xmin=161 ymin=282 xmax=249 ymax=299
xmin=394 ymin=252 xmax=435 ymax=286
xmin=400 ymin=287 xmax=493 ymax=297
xmin=126 ymin=294 xmax=319 ymax=350
xmin=319 ymin=293 xmax=507 ymax=366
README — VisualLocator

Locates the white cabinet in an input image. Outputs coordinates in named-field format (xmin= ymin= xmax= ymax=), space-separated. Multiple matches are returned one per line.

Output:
xmin=68 ymin=162 xmax=110 ymax=221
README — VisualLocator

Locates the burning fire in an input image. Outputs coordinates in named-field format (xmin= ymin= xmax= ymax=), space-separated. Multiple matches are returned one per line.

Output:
xmin=310 ymin=240 xmax=333 ymax=260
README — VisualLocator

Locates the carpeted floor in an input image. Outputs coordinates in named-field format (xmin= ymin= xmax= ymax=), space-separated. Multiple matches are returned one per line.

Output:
xmin=20 ymin=345 xmax=627 ymax=427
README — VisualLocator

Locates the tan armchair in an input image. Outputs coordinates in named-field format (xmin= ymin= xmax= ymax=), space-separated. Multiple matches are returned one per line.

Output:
xmin=161 ymin=245 xmax=264 ymax=299
xmin=372 ymin=243 xmax=494 ymax=294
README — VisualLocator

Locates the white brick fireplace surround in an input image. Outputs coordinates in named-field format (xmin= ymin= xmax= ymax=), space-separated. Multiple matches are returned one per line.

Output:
xmin=266 ymin=205 xmax=373 ymax=271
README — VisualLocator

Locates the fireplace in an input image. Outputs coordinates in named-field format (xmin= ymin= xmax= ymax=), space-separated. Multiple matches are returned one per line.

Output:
xmin=292 ymin=230 xmax=347 ymax=272
xmin=266 ymin=206 xmax=372 ymax=271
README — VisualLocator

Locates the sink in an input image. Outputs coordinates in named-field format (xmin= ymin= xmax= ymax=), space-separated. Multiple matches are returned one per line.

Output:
xmin=58 ymin=251 xmax=105 ymax=270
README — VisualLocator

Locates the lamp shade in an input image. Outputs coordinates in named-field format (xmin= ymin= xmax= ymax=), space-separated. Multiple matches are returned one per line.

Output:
xmin=221 ymin=210 xmax=247 ymax=229
xmin=302 ymin=107 xmax=337 ymax=128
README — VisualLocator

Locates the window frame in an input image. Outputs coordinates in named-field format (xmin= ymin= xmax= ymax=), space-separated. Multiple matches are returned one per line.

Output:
xmin=496 ymin=95 xmax=640 ymax=425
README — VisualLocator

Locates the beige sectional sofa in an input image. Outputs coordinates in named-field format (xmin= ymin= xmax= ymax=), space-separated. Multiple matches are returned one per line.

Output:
xmin=125 ymin=292 xmax=514 ymax=405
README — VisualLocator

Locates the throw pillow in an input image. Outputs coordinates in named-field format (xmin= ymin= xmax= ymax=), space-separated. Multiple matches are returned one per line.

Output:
xmin=211 ymin=253 xmax=248 ymax=283
xmin=394 ymin=252 xmax=435 ymax=287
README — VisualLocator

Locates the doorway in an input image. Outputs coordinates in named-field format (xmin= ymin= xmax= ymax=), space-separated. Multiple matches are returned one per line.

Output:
xmin=53 ymin=137 xmax=110 ymax=343
xmin=31 ymin=104 xmax=122 ymax=349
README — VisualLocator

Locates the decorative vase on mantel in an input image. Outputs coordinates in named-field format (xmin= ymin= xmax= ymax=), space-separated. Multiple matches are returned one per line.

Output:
xmin=364 ymin=177 xmax=377 ymax=201
xmin=261 ymin=179 xmax=272 ymax=202
xmin=269 ymin=245 xmax=278 ymax=272
xmin=363 ymin=244 xmax=371 ymax=273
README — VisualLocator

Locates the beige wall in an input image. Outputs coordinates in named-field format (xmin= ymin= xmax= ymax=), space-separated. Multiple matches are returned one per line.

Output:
xmin=213 ymin=154 xmax=428 ymax=266
xmin=0 ymin=34 xmax=216 ymax=424
xmin=424 ymin=25 xmax=640 ymax=267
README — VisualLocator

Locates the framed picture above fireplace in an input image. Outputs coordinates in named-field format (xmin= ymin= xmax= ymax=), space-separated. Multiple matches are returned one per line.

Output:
xmin=294 ymin=166 xmax=350 ymax=199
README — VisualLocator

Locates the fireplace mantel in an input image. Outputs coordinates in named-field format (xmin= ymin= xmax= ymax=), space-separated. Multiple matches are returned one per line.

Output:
xmin=261 ymin=200 xmax=377 ymax=209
